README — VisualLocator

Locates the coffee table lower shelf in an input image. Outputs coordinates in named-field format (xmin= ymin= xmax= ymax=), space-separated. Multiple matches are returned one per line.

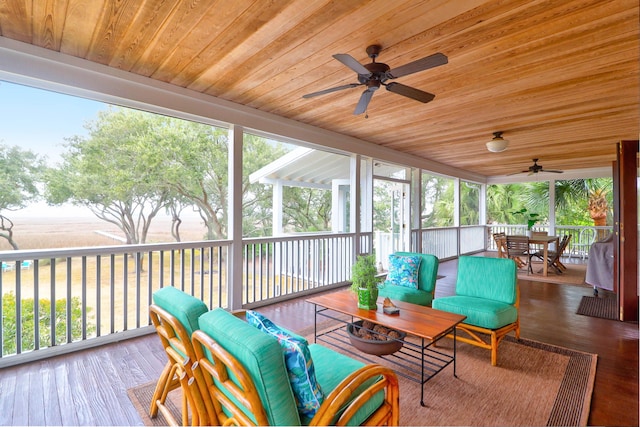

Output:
xmin=312 ymin=307 xmax=458 ymax=407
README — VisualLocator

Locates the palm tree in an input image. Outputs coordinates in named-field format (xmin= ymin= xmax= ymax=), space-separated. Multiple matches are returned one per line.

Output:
xmin=555 ymin=178 xmax=612 ymax=240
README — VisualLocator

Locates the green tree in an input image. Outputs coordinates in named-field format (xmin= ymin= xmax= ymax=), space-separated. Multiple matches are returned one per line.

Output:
xmin=421 ymin=174 xmax=453 ymax=227
xmin=45 ymin=108 xmax=170 ymax=245
xmin=282 ymin=187 xmax=331 ymax=232
xmin=0 ymin=144 xmax=43 ymax=249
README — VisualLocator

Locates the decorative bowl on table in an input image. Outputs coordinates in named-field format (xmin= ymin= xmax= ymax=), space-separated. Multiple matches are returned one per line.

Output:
xmin=346 ymin=320 xmax=406 ymax=356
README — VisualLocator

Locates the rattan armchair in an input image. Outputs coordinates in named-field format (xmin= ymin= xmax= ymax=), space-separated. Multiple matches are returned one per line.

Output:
xmin=187 ymin=308 xmax=400 ymax=426
xmin=149 ymin=287 xmax=208 ymax=426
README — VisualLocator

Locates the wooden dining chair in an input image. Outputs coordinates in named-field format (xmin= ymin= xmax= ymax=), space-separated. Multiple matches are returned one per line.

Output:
xmin=505 ymin=235 xmax=532 ymax=273
xmin=492 ymin=232 xmax=507 ymax=258
xmin=531 ymin=234 xmax=572 ymax=274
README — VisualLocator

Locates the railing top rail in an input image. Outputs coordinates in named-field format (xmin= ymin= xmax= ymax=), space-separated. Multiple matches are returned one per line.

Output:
xmin=242 ymin=232 xmax=361 ymax=245
xmin=0 ymin=239 xmax=232 ymax=261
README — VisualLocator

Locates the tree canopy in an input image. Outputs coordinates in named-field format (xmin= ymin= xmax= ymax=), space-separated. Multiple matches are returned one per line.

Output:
xmin=0 ymin=143 xmax=43 ymax=249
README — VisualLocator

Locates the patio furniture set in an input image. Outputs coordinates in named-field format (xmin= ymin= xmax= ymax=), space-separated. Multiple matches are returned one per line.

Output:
xmin=148 ymin=252 xmax=520 ymax=425
xmin=494 ymin=232 xmax=572 ymax=276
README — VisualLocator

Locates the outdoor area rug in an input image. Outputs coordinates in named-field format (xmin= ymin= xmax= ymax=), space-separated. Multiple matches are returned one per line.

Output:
xmin=577 ymin=295 xmax=618 ymax=320
xmin=127 ymin=383 xmax=185 ymax=427
xmin=128 ymin=331 xmax=597 ymax=427
xmin=518 ymin=262 xmax=587 ymax=286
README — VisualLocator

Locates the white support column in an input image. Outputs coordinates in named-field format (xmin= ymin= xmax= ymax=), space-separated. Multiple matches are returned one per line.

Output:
xmin=479 ymin=183 xmax=487 ymax=225
xmin=227 ymin=125 xmax=244 ymax=311
xmin=350 ymin=155 xmax=362 ymax=256
xmin=548 ymin=179 xmax=556 ymax=236
xmin=332 ymin=179 xmax=350 ymax=233
xmin=453 ymin=178 xmax=461 ymax=227
xmin=273 ymin=180 xmax=284 ymax=236
xmin=412 ymin=169 xmax=422 ymax=252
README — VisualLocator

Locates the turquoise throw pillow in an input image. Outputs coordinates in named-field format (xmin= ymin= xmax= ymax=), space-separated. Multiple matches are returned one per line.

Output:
xmin=385 ymin=253 xmax=422 ymax=289
xmin=246 ymin=310 xmax=324 ymax=418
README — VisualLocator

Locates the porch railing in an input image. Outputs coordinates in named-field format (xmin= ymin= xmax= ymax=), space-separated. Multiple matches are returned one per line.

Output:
xmin=241 ymin=232 xmax=371 ymax=307
xmin=0 ymin=232 xmax=374 ymax=366
xmin=0 ymin=223 xmax=609 ymax=367
xmin=0 ymin=240 xmax=229 ymax=367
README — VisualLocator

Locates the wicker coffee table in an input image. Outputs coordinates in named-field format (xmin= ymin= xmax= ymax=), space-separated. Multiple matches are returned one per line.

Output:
xmin=306 ymin=289 xmax=466 ymax=406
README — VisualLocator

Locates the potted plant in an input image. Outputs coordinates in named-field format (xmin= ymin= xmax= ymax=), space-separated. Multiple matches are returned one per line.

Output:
xmin=350 ymin=253 xmax=382 ymax=310
xmin=512 ymin=208 xmax=539 ymax=237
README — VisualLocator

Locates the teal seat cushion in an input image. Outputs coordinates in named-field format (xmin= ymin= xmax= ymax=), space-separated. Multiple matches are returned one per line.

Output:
xmin=307 ymin=344 xmax=384 ymax=426
xmin=245 ymin=310 xmax=324 ymax=419
xmin=432 ymin=295 xmax=518 ymax=329
xmin=378 ymin=284 xmax=433 ymax=306
xmin=152 ymin=286 xmax=208 ymax=336
xmin=455 ymin=256 xmax=517 ymax=304
xmin=198 ymin=308 xmax=301 ymax=426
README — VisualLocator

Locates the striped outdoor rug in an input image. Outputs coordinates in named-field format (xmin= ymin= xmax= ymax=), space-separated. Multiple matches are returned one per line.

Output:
xmin=576 ymin=296 xmax=618 ymax=320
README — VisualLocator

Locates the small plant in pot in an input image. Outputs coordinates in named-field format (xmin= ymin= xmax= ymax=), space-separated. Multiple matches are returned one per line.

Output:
xmin=512 ymin=208 xmax=539 ymax=237
xmin=350 ymin=253 xmax=382 ymax=310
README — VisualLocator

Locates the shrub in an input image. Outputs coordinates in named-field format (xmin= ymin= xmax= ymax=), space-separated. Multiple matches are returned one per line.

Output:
xmin=2 ymin=292 xmax=93 ymax=356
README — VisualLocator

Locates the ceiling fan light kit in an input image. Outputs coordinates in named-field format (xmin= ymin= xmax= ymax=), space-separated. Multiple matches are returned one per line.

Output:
xmin=486 ymin=131 xmax=509 ymax=152
xmin=302 ymin=45 xmax=447 ymax=115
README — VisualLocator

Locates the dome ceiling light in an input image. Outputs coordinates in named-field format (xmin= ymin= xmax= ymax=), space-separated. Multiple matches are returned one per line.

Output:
xmin=486 ymin=131 xmax=509 ymax=153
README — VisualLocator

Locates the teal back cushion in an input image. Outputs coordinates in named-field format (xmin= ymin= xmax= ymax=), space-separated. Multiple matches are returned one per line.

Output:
xmin=198 ymin=308 xmax=301 ymax=426
xmin=456 ymin=256 xmax=517 ymax=304
xmin=152 ymin=286 xmax=208 ymax=336
xmin=395 ymin=252 xmax=439 ymax=293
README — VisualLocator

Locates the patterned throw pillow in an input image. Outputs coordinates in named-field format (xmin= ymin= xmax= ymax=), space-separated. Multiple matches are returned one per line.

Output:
xmin=245 ymin=310 xmax=324 ymax=418
xmin=384 ymin=253 xmax=422 ymax=289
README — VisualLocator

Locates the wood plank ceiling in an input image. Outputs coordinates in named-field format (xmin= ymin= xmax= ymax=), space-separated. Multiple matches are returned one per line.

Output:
xmin=0 ymin=0 xmax=637 ymax=177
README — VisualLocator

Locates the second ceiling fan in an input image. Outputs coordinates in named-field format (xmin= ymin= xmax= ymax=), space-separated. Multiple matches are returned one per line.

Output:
xmin=302 ymin=45 xmax=447 ymax=115
xmin=509 ymin=159 xmax=564 ymax=176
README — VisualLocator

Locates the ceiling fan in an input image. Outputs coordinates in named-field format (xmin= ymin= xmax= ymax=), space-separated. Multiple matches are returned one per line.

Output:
xmin=302 ymin=45 xmax=447 ymax=115
xmin=509 ymin=159 xmax=564 ymax=176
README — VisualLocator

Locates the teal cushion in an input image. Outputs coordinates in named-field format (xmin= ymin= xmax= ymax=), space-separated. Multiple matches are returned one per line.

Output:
xmin=395 ymin=252 xmax=439 ymax=293
xmin=385 ymin=253 xmax=422 ymax=289
xmin=455 ymin=256 xmax=517 ymax=304
xmin=198 ymin=308 xmax=301 ymax=426
xmin=308 ymin=344 xmax=384 ymax=426
xmin=378 ymin=284 xmax=433 ymax=306
xmin=246 ymin=310 xmax=324 ymax=418
xmin=432 ymin=295 xmax=518 ymax=329
xmin=152 ymin=286 xmax=208 ymax=336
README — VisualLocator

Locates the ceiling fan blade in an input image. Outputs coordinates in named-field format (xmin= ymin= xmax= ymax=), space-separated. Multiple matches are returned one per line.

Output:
xmin=387 ymin=53 xmax=448 ymax=78
xmin=333 ymin=53 xmax=372 ymax=76
xmin=354 ymin=89 xmax=375 ymax=115
xmin=302 ymin=83 xmax=361 ymax=98
xmin=385 ymin=82 xmax=435 ymax=103
xmin=506 ymin=170 xmax=530 ymax=176
xmin=544 ymin=170 xmax=564 ymax=173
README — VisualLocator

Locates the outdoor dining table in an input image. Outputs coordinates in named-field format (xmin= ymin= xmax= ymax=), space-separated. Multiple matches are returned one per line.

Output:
xmin=498 ymin=235 xmax=560 ymax=277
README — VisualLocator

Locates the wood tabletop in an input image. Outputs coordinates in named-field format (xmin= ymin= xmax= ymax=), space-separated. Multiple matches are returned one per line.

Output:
xmin=306 ymin=290 xmax=466 ymax=341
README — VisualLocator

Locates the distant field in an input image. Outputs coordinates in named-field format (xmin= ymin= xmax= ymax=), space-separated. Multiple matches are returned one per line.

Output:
xmin=0 ymin=215 xmax=209 ymax=251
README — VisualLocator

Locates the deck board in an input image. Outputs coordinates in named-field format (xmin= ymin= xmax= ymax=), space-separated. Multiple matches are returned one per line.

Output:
xmin=0 ymin=257 xmax=636 ymax=426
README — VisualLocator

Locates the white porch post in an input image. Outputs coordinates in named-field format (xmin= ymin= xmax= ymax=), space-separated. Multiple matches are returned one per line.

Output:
xmin=273 ymin=180 xmax=284 ymax=236
xmin=228 ymin=125 xmax=244 ymax=311
xmin=332 ymin=179 xmax=350 ymax=233
xmin=412 ymin=169 xmax=422 ymax=252
xmin=350 ymin=155 xmax=362 ymax=256
xmin=548 ymin=179 xmax=556 ymax=236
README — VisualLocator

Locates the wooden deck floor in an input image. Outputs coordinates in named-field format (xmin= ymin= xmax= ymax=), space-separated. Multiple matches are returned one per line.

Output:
xmin=0 ymin=257 xmax=637 ymax=426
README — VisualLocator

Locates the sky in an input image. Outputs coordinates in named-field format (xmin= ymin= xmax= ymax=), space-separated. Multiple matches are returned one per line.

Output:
xmin=1 ymin=81 xmax=108 ymax=217
xmin=0 ymin=80 xmax=106 ymax=164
